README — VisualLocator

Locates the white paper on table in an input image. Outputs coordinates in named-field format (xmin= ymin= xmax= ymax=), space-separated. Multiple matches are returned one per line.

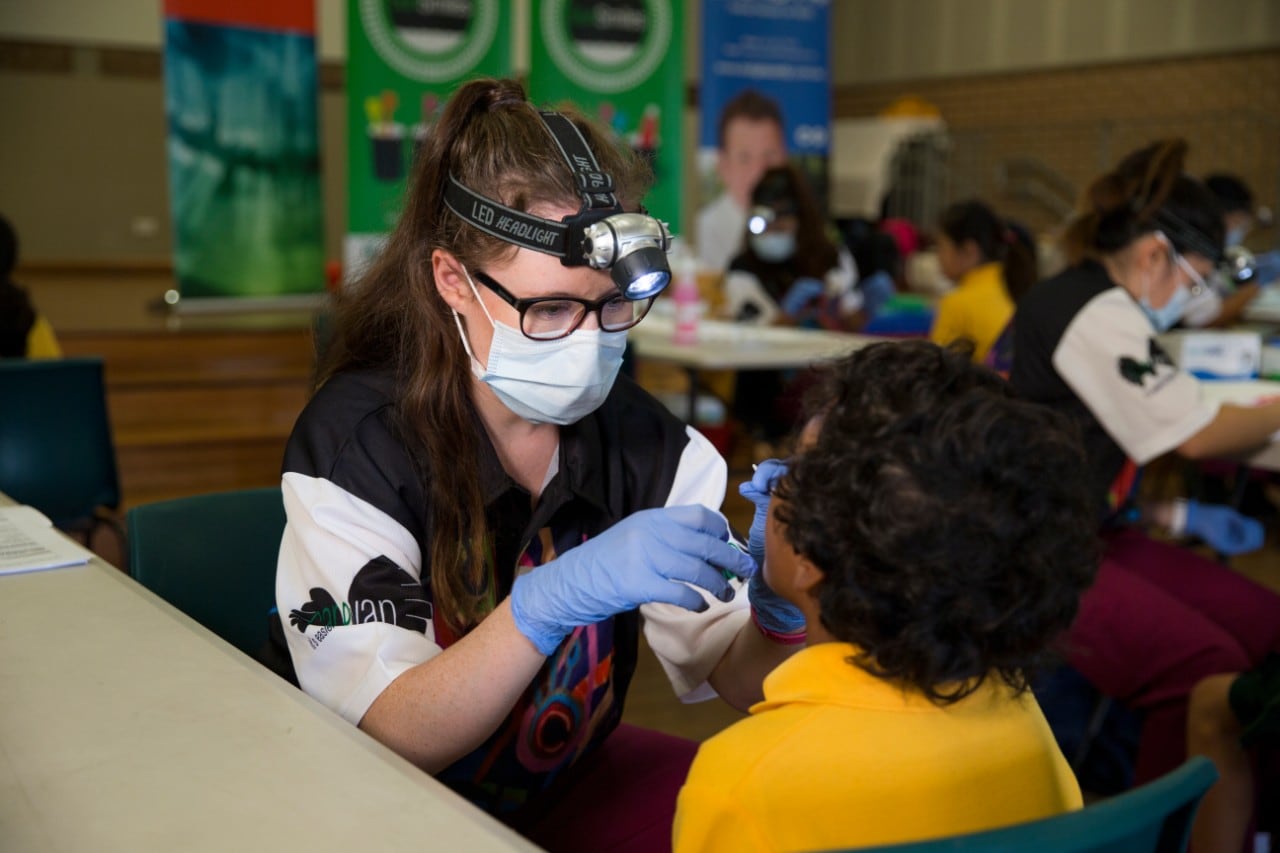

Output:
xmin=1195 ymin=380 xmax=1280 ymax=443
xmin=0 ymin=505 xmax=94 ymax=575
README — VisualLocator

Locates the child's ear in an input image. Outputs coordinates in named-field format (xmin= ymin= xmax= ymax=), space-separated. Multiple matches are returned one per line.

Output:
xmin=792 ymin=555 xmax=826 ymax=597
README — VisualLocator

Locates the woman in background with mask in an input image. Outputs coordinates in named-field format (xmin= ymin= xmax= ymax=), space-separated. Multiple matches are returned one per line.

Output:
xmin=268 ymin=78 xmax=801 ymax=853
xmin=720 ymin=164 xmax=856 ymax=328
xmin=1177 ymin=172 xmax=1268 ymax=328
xmin=1010 ymin=139 xmax=1280 ymax=827
xmin=720 ymin=164 xmax=857 ymax=445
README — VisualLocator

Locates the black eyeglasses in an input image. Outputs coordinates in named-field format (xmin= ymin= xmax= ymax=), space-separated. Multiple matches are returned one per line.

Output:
xmin=472 ymin=270 xmax=655 ymax=341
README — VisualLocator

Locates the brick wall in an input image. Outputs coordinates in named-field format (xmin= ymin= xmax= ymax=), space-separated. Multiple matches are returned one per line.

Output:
xmin=834 ymin=49 xmax=1280 ymax=241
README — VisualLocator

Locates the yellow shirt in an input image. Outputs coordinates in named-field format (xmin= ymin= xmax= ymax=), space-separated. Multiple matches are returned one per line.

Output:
xmin=929 ymin=262 xmax=1013 ymax=362
xmin=673 ymin=643 xmax=1081 ymax=853
xmin=26 ymin=314 xmax=62 ymax=358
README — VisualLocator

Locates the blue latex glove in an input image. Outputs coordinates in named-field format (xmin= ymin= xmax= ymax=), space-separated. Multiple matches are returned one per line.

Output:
xmin=738 ymin=459 xmax=807 ymax=636
xmin=1253 ymin=249 xmax=1280 ymax=287
xmin=509 ymin=505 xmax=757 ymax=655
xmin=779 ymin=277 xmax=825 ymax=316
xmin=1185 ymin=500 xmax=1265 ymax=556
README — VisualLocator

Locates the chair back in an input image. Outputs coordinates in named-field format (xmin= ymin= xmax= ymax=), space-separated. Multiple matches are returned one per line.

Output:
xmin=128 ymin=487 xmax=286 ymax=656
xmin=0 ymin=357 xmax=121 ymax=527
xmin=837 ymin=756 xmax=1218 ymax=853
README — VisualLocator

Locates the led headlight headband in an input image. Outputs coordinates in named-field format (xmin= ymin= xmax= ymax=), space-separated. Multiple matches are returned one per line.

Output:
xmin=443 ymin=110 xmax=672 ymax=300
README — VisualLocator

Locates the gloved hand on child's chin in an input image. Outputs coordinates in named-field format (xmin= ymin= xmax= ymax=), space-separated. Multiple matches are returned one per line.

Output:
xmin=1185 ymin=500 xmax=1265 ymax=556
xmin=779 ymin=277 xmax=825 ymax=316
xmin=738 ymin=459 xmax=807 ymax=636
xmin=509 ymin=504 xmax=757 ymax=655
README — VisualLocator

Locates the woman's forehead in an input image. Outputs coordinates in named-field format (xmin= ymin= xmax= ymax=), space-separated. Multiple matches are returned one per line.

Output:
xmin=489 ymin=243 xmax=613 ymax=298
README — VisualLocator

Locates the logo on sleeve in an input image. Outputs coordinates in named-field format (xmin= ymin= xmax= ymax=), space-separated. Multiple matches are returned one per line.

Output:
xmin=1118 ymin=338 xmax=1176 ymax=391
xmin=289 ymin=555 xmax=432 ymax=649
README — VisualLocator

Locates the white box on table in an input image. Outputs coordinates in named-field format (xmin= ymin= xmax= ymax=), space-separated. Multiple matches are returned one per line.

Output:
xmin=1161 ymin=330 xmax=1261 ymax=380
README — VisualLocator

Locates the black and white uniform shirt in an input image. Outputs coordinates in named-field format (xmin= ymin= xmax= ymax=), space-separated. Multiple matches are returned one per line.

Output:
xmin=274 ymin=369 xmax=748 ymax=810
xmin=1010 ymin=260 xmax=1218 ymax=511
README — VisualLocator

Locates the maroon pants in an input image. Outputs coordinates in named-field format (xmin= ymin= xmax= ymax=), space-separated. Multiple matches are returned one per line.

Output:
xmin=1067 ymin=529 xmax=1280 ymax=783
xmin=507 ymin=723 xmax=699 ymax=853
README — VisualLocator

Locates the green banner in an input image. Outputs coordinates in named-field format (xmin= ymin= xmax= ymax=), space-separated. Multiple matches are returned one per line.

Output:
xmin=528 ymin=0 xmax=683 ymax=235
xmin=346 ymin=0 xmax=511 ymax=271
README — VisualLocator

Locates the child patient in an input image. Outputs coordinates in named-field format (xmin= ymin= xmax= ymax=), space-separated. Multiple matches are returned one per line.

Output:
xmin=674 ymin=340 xmax=1098 ymax=852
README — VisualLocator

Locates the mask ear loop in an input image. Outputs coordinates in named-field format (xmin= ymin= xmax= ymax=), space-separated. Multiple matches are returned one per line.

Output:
xmin=460 ymin=266 xmax=497 ymax=327
xmin=450 ymin=266 xmax=496 ymax=373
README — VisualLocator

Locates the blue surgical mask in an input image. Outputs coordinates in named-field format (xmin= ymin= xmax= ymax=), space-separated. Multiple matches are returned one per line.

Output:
xmin=1138 ymin=283 xmax=1192 ymax=332
xmin=751 ymin=232 xmax=796 ymax=262
xmin=453 ymin=269 xmax=627 ymax=425
xmin=1137 ymin=245 xmax=1203 ymax=332
xmin=1226 ymin=225 xmax=1250 ymax=248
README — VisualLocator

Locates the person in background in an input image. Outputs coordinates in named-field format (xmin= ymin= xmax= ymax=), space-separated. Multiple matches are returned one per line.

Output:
xmin=268 ymin=78 xmax=804 ymax=853
xmin=928 ymin=199 xmax=1038 ymax=362
xmin=838 ymin=217 xmax=900 ymax=332
xmin=1207 ymin=173 xmax=1266 ymax=251
xmin=695 ymin=89 xmax=788 ymax=274
xmin=673 ymin=341 xmax=1096 ymax=852
xmin=1179 ymin=173 xmax=1268 ymax=327
xmin=1010 ymin=138 xmax=1280 ymax=823
xmin=981 ymin=219 xmax=1037 ymax=374
xmin=720 ymin=164 xmax=858 ymax=445
xmin=1186 ymin=658 xmax=1280 ymax=852
xmin=0 ymin=214 xmax=60 ymax=358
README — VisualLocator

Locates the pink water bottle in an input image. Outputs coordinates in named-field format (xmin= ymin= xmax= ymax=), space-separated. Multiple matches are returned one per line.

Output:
xmin=672 ymin=249 xmax=699 ymax=345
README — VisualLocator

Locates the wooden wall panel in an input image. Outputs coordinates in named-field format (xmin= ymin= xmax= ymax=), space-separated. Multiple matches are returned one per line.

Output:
xmin=57 ymin=326 xmax=317 ymax=510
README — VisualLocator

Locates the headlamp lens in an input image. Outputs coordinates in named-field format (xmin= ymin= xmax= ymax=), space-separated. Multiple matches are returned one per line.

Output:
xmin=747 ymin=206 xmax=775 ymax=235
xmin=581 ymin=213 xmax=672 ymax=300
xmin=1222 ymin=245 xmax=1258 ymax=285
xmin=612 ymin=246 xmax=671 ymax=300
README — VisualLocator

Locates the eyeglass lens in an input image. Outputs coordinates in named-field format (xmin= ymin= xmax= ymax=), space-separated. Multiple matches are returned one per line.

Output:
xmin=522 ymin=295 xmax=653 ymax=340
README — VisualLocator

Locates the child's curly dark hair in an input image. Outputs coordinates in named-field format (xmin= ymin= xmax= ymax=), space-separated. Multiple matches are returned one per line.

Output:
xmin=773 ymin=340 xmax=1098 ymax=704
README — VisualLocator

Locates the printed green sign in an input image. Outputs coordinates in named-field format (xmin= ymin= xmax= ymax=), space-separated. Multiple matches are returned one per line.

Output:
xmin=346 ymin=0 xmax=511 ymax=271
xmin=528 ymin=0 xmax=683 ymax=235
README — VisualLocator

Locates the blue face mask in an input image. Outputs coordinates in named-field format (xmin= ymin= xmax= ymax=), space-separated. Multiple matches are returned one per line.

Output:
xmin=1138 ymin=283 xmax=1192 ymax=332
xmin=751 ymin=232 xmax=796 ymax=262
xmin=454 ymin=269 xmax=626 ymax=425
xmin=1137 ymin=246 xmax=1204 ymax=332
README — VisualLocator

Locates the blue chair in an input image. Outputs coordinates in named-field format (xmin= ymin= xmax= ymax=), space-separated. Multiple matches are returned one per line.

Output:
xmin=833 ymin=756 xmax=1218 ymax=853
xmin=0 ymin=357 xmax=123 ymax=543
xmin=127 ymin=487 xmax=286 ymax=657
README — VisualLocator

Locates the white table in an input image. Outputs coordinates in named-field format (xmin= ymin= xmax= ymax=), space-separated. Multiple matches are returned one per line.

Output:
xmin=1242 ymin=286 xmax=1280 ymax=324
xmin=1199 ymin=379 xmax=1280 ymax=472
xmin=0 ymin=502 xmax=539 ymax=853
xmin=629 ymin=315 xmax=878 ymax=420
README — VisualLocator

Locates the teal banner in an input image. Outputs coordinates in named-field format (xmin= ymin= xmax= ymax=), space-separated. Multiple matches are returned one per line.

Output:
xmin=528 ymin=0 xmax=684 ymax=235
xmin=346 ymin=0 xmax=511 ymax=273
xmin=163 ymin=12 xmax=325 ymax=303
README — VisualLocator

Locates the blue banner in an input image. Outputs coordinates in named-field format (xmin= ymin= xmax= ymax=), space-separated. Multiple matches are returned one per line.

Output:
xmin=697 ymin=0 xmax=830 ymax=210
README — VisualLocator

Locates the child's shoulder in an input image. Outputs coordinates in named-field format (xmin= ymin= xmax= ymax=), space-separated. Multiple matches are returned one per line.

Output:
xmin=688 ymin=704 xmax=814 ymax=796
